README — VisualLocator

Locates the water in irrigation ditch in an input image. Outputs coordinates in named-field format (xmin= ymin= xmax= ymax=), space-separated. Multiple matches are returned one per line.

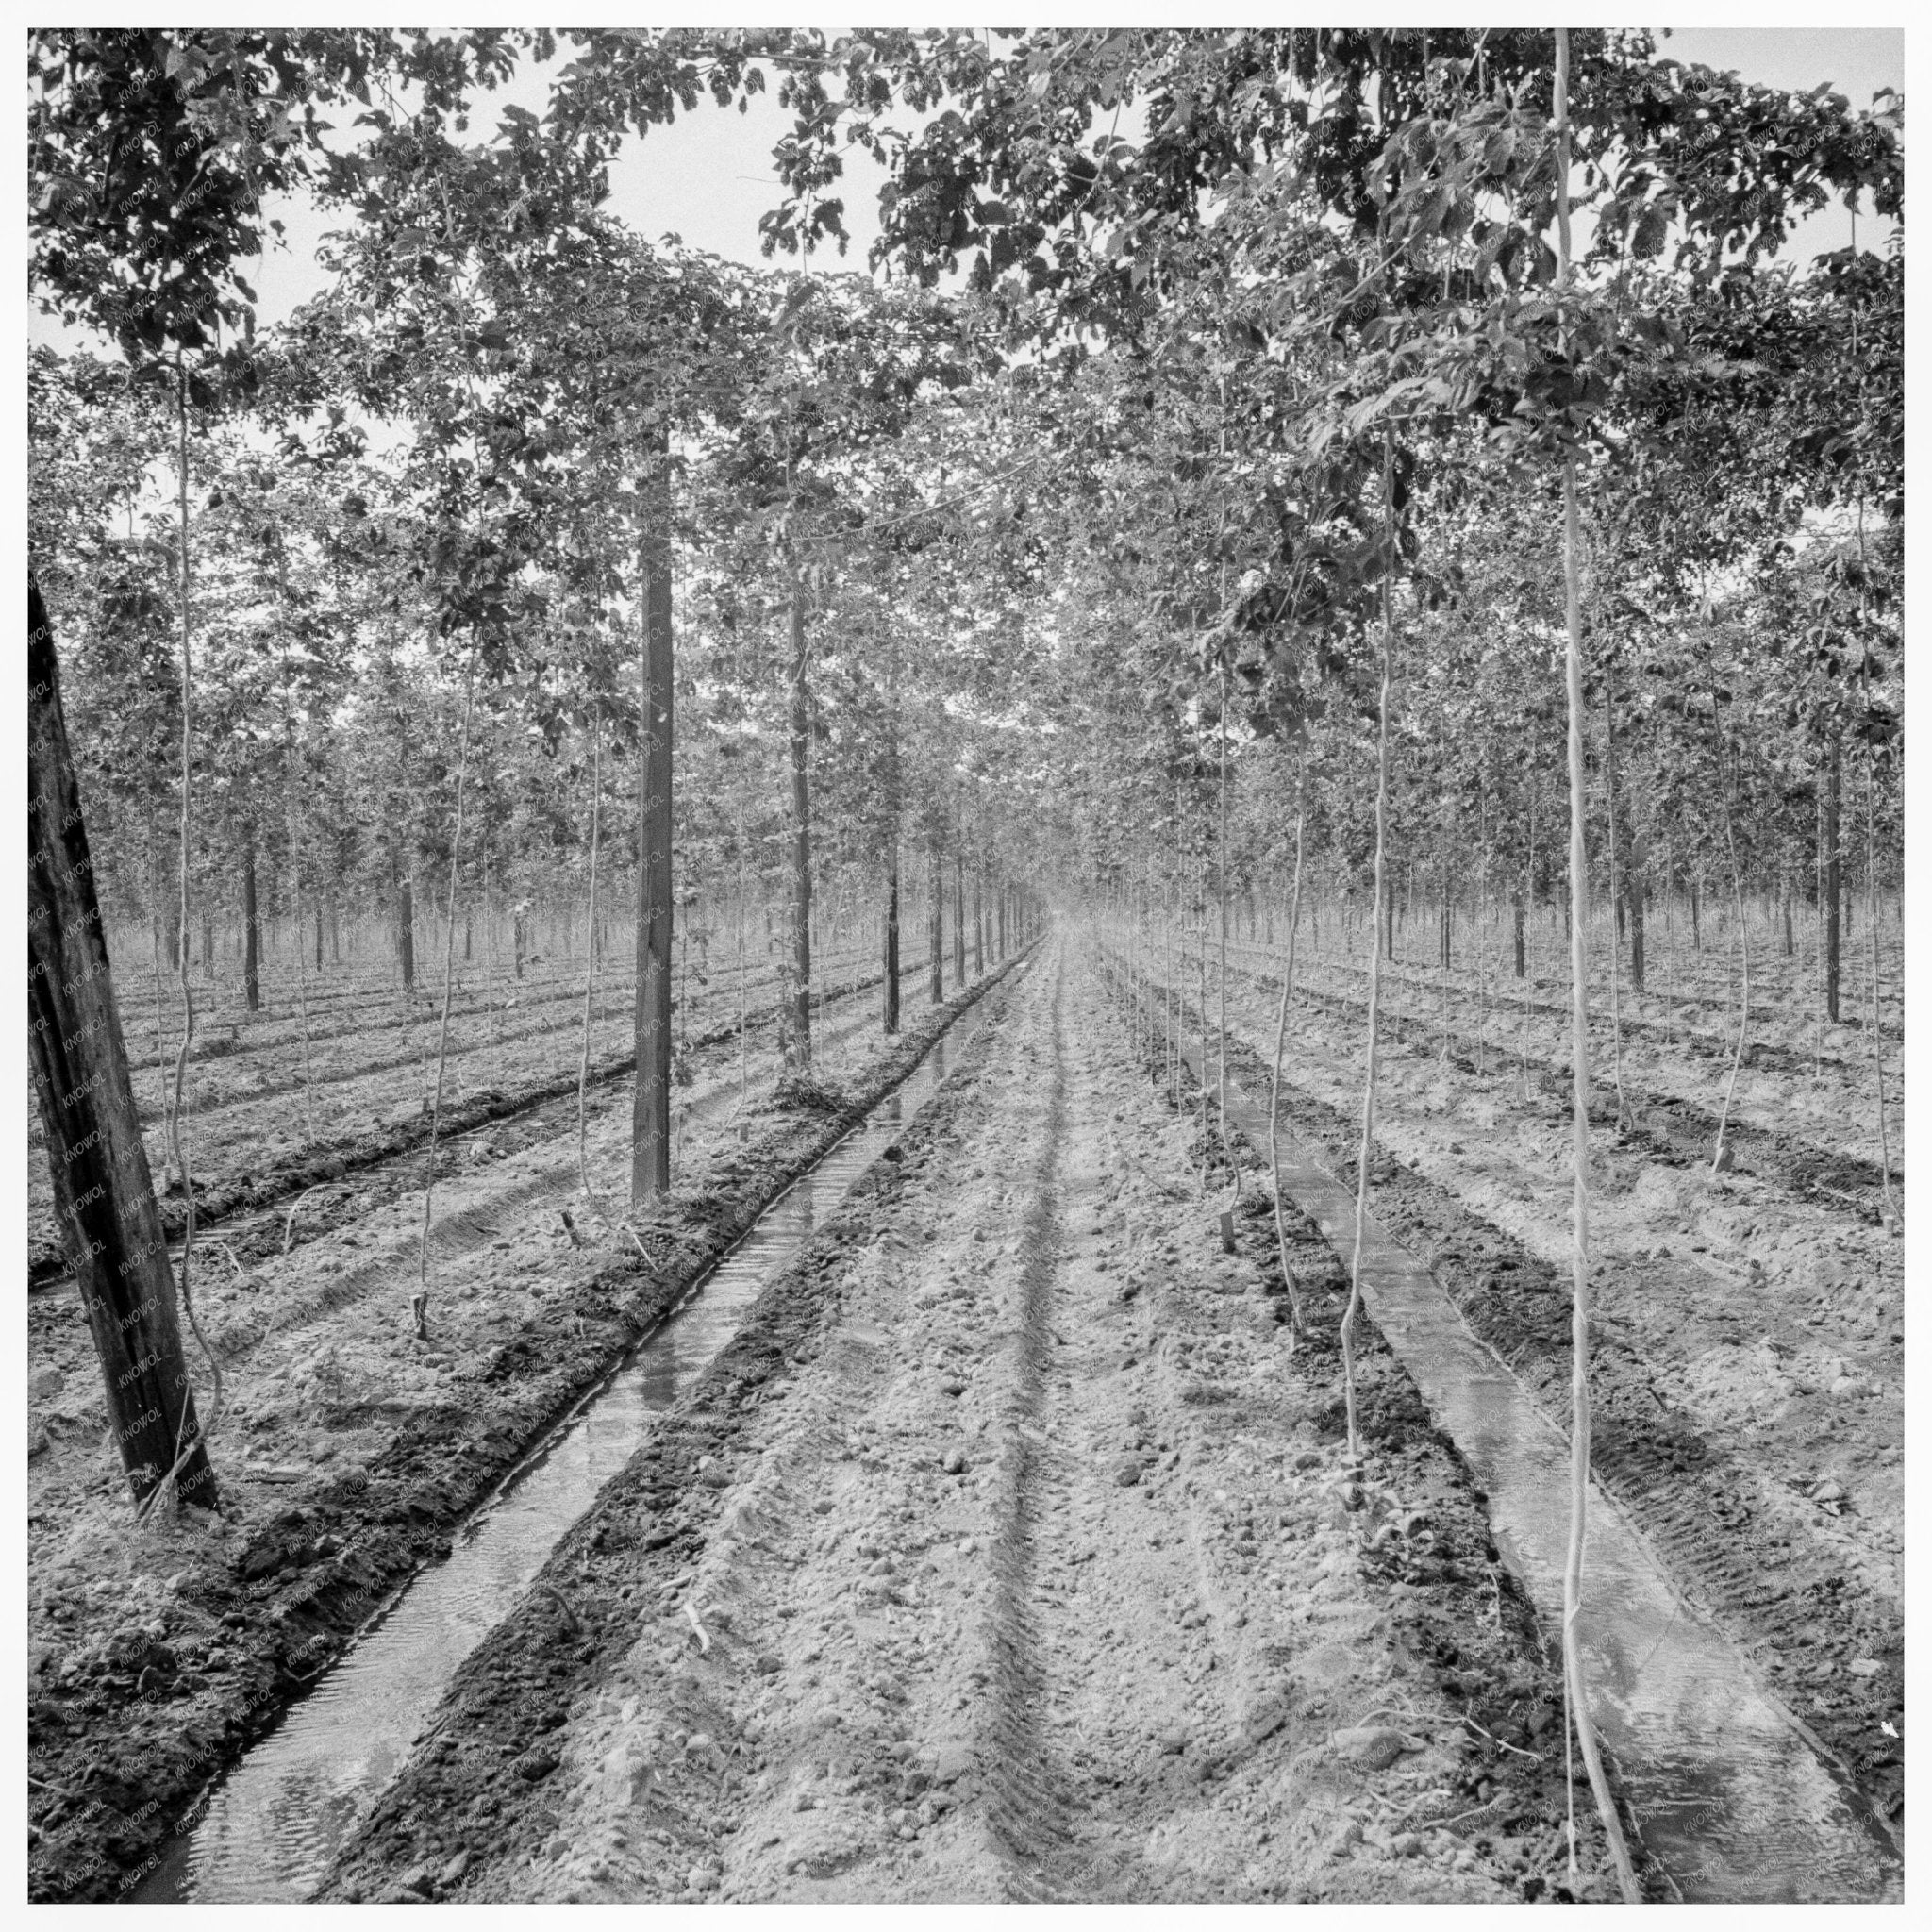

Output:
xmin=135 ymin=992 xmax=1002 ymax=1904
xmin=1143 ymin=987 xmax=1900 ymax=1904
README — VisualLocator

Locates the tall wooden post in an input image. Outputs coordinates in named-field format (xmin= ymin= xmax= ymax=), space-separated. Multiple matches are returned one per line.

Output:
xmin=1825 ymin=733 xmax=1842 ymax=1023
xmin=883 ymin=854 xmax=901 ymax=1034
xmin=928 ymin=842 xmax=944 ymax=1003
xmin=882 ymin=623 xmax=902 ymax=1033
xmin=242 ymin=832 xmax=260 ymax=1012
xmin=786 ymin=568 xmax=813 ymax=1069
xmin=633 ymin=428 xmax=675 ymax=1205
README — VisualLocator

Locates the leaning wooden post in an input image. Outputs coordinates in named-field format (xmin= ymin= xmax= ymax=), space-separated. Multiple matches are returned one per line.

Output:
xmin=29 ymin=579 xmax=215 ymax=1512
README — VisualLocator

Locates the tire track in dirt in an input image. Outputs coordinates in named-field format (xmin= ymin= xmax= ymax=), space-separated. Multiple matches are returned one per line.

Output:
xmin=978 ymin=956 xmax=1093 ymax=1901
xmin=967 ymin=955 xmax=1565 ymax=1904
xmin=313 ymin=940 xmax=1616 ymax=1907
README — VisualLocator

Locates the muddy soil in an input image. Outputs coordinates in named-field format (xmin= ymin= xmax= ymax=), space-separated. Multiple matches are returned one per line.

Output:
xmin=1133 ymin=957 xmax=1904 ymax=1839
xmin=318 ymin=945 xmax=1634 ymax=1907
xmin=25 ymin=959 xmax=1013 ymax=1904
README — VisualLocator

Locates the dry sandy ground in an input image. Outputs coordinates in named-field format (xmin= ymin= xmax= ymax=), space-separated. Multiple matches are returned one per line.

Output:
xmin=438 ymin=944 xmax=1610 ymax=1905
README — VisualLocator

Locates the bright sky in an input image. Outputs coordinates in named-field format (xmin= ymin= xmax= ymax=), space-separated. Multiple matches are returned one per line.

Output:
xmin=563 ymin=27 xmax=1909 ymax=277
xmin=28 ymin=26 xmax=1905 ymax=358
xmin=1663 ymin=27 xmax=1903 ymax=258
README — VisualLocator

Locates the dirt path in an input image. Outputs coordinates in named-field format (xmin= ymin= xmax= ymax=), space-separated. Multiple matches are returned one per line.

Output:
xmin=321 ymin=941 xmax=1620 ymax=1905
